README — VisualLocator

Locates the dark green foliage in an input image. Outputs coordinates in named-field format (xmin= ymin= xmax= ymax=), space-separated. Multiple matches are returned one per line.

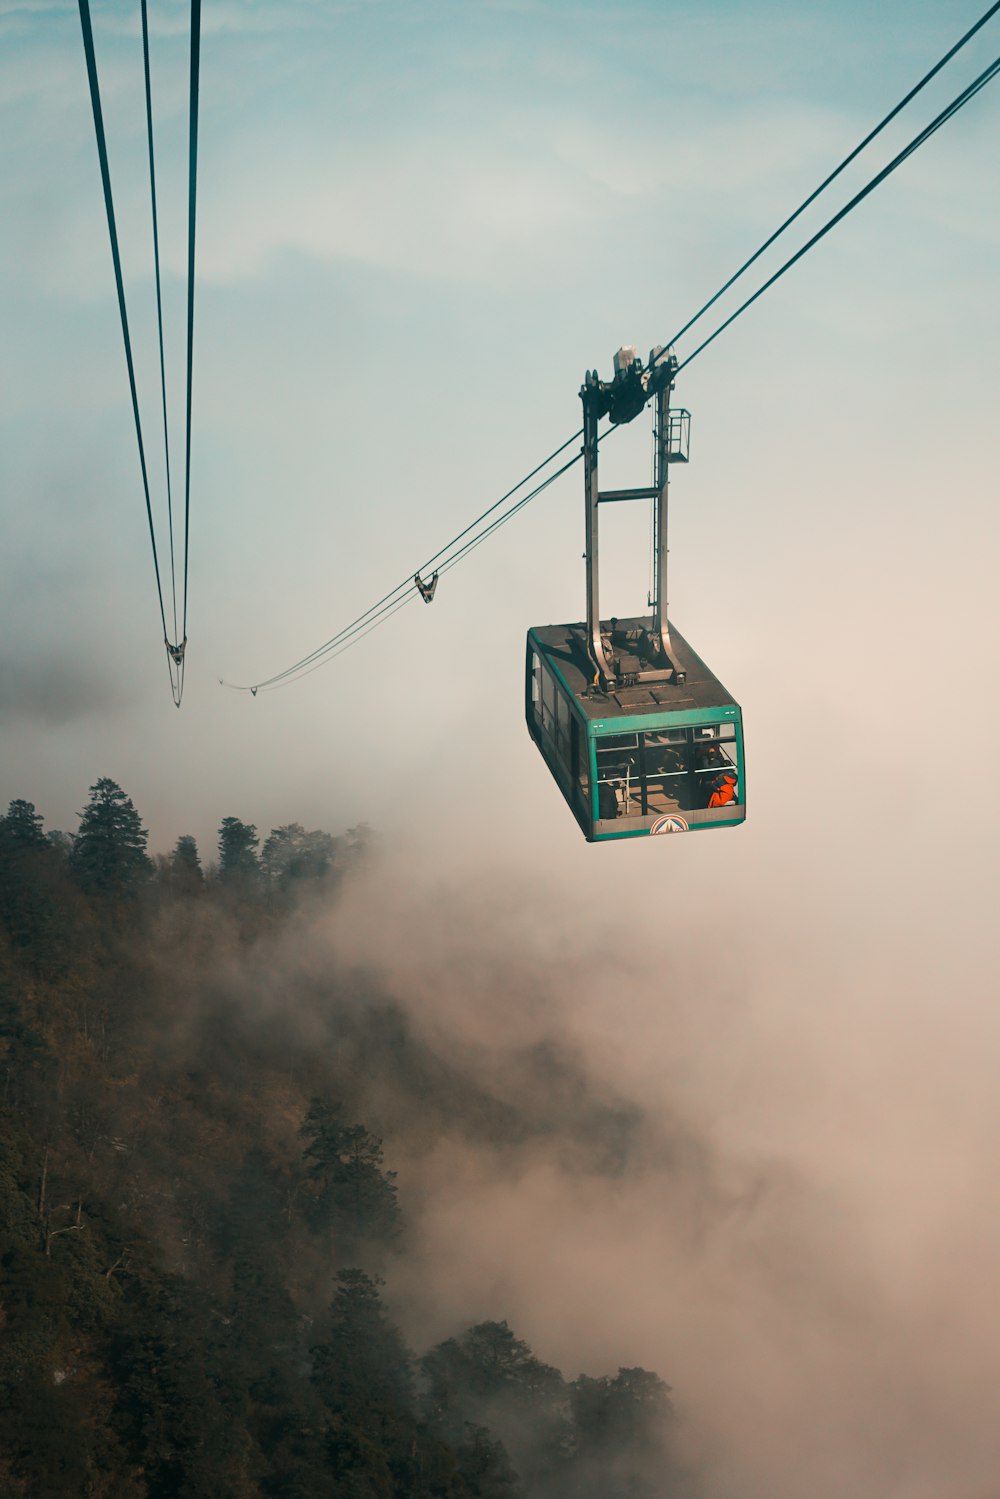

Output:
xmin=311 ymin=1272 xmax=519 ymax=1499
xmin=1 ymin=798 xmax=48 ymax=847
xmin=169 ymin=834 xmax=203 ymax=894
xmin=570 ymin=1367 xmax=672 ymax=1456
xmin=455 ymin=1426 xmax=522 ymax=1499
xmin=313 ymin=1269 xmax=414 ymax=1415
xmin=0 ymin=957 xmax=57 ymax=1112
xmin=423 ymin=1321 xmax=564 ymax=1413
xmin=0 ymin=800 xmax=85 ymax=976
xmin=261 ymin=823 xmax=340 ymax=890
xmin=566 ymin=1369 xmax=677 ymax=1498
xmin=72 ymin=779 xmax=151 ymax=897
xmin=300 ymin=1099 xmax=402 ymax=1257
xmin=218 ymin=817 xmax=260 ymax=883
xmin=422 ymin=1322 xmax=566 ymax=1492
xmin=0 ymin=779 xmax=685 ymax=1499
xmin=108 ymin=1272 xmax=251 ymax=1498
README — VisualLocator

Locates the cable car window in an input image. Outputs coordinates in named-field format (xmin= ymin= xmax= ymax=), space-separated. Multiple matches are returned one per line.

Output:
xmin=540 ymin=663 xmax=556 ymax=735
xmin=531 ymin=652 xmax=542 ymax=706
xmin=596 ymin=733 xmax=639 ymax=754
xmin=642 ymin=733 xmax=693 ymax=813
xmin=573 ymin=719 xmax=589 ymax=817
xmin=553 ymin=688 xmax=571 ymax=772
xmin=692 ymin=728 xmax=739 ymax=808
xmin=595 ymin=733 xmax=642 ymax=819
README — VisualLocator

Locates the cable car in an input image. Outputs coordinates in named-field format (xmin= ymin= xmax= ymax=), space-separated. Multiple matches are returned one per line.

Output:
xmin=526 ymin=347 xmax=745 ymax=841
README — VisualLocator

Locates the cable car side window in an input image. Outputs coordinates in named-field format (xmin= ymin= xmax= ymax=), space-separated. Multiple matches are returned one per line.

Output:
xmin=540 ymin=663 xmax=557 ymax=736
xmin=553 ymin=688 xmax=572 ymax=775
xmin=572 ymin=717 xmax=589 ymax=818
xmin=692 ymin=724 xmax=739 ymax=807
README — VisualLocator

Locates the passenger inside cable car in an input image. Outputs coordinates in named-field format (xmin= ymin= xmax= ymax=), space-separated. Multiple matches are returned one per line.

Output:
xmin=593 ymin=723 xmax=740 ymax=820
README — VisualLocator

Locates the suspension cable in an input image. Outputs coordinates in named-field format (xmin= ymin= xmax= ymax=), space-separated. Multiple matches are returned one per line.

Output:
xmin=77 ymin=0 xmax=171 ymax=655
xmin=674 ymin=52 xmax=1000 ymax=377
xmin=658 ymin=0 xmax=1000 ymax=358
xmin=225 ymin=12 xmax=1000 ymax=696
xmin=228 ymin=454 xmax=584 ymax=693
xmin=182 ymin=0 xmax=201 ymax=648
xmin=140 ymin=0 xmax=177 ymax=649
xmin=79 ymin=0 xmax=201 ymax=707
xmin=223 ymin=429 xmax=583 ymax=692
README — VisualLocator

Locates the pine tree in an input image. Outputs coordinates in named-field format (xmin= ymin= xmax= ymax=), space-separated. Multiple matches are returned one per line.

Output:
xmin=169 ymin=835 xmax=203 ymax=893
xmin=71 ymin=779 xmax=150 ymax=897
xmin=218 ymin=818 xmax=259 ymax=884
xmin=0 ymin=800 xmax=81 ymax=972
xmin=300 ymin=1100 xmax=401 ymax=1255
xmin=0 ymin=799 xmax=47 ymax=849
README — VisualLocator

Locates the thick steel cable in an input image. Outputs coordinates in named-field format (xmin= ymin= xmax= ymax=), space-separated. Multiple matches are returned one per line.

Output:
xmin=224 ymin=428 xmax=584 ymax=692
xmin=181 ymin=0 xmax=201 ymax=646
xmin=248 ymin=592 xmax=421 ymax=693
xmin=436 ymin=454 xmax=581 ymax=581
xmin=222 ymin=450 xmax=583 ymax=692
xmin=674 ymin=54 xmax=1000 ymax=377
xmin=227 ymin=452 xmax=581 ymax=692
xmin=225 ymin=16 xmax=1000 ymax=697
xmin=652 ymin=0 xmax=1000 ymax=367
xmin=140 ymin=0 xmax=178 ymax=648
xmin=77 ymin=0 xmax=170 ymax=652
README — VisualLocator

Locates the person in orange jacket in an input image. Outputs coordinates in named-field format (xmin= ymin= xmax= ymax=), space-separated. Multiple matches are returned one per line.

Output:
xmin=707 ymin=770 xmax=738 ymax=807
xmin=697 ymin=742 xmax=738 ymax=808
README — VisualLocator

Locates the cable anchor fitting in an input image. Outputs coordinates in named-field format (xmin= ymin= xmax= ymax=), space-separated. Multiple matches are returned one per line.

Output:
xmin=165 ymin=638 xmax=187 ymax=667
xmin=415 ymin=571 xmax=439 ymax=604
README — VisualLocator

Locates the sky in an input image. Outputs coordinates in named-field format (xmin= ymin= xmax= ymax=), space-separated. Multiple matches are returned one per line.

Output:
xmin=3 ymin=1 xmax=1000 ymax=1494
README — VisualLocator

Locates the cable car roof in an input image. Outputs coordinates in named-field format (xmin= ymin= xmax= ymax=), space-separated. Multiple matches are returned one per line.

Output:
xmin=529 ymin=617 xmax=740 ymax=726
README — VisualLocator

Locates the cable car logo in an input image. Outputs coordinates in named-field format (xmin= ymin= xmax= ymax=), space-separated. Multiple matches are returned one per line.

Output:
xmin=650 ymin=815 xmax=688 ymax=835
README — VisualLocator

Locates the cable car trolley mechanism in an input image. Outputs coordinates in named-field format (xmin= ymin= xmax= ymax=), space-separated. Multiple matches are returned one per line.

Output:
xmin=526 ymin=346 xmax=745 ymax=841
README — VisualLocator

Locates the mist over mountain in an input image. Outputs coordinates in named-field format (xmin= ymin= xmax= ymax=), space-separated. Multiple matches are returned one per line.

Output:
xmin=0 ymin=782 xmax=692 ymax=1499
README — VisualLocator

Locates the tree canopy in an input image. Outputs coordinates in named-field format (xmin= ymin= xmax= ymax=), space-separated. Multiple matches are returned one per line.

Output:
xmin=71 ymin=778 xmax=150 ymax=897
xmin=0 ymin=776 xmax=686 ymax=1499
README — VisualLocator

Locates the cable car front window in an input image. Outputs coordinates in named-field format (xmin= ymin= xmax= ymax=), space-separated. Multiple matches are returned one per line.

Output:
xmin=594 ymin=723 xmax=740 ymax=823
xmin=595 ymin=733 xmax=641 ymax=819
xmin=643 ymin=731 xmax=694 ymax=813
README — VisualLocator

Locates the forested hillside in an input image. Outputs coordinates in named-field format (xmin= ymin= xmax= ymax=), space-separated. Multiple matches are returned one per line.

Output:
xmin=0 ymin=781 xmax=692 ymax=1498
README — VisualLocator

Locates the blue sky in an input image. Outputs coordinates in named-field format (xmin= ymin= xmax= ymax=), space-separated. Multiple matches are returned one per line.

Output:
xmin=3 ymin=6 xmax=1000 ymax=1491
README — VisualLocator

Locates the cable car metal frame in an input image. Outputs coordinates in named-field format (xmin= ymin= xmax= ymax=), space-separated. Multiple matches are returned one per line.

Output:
xmin=526 ymin=347 xmax=745 ymax=841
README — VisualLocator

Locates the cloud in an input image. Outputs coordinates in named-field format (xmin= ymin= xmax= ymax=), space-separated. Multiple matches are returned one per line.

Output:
xmin=0 ymin=649 xmax=132 ymax=726
xmin=262 ymin=837 xmax=1000 ymax=1499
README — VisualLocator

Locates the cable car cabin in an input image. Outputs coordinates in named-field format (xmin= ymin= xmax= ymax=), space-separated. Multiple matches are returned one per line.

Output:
xmin=526 ymin=616 xmax=745 ymax=841
xmin=527 ymin=344 xmax=745 ymax=840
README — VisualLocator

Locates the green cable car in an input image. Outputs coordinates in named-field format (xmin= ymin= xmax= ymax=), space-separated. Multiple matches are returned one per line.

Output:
xmin=526 ymin=347 xmax=745 ymax=841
